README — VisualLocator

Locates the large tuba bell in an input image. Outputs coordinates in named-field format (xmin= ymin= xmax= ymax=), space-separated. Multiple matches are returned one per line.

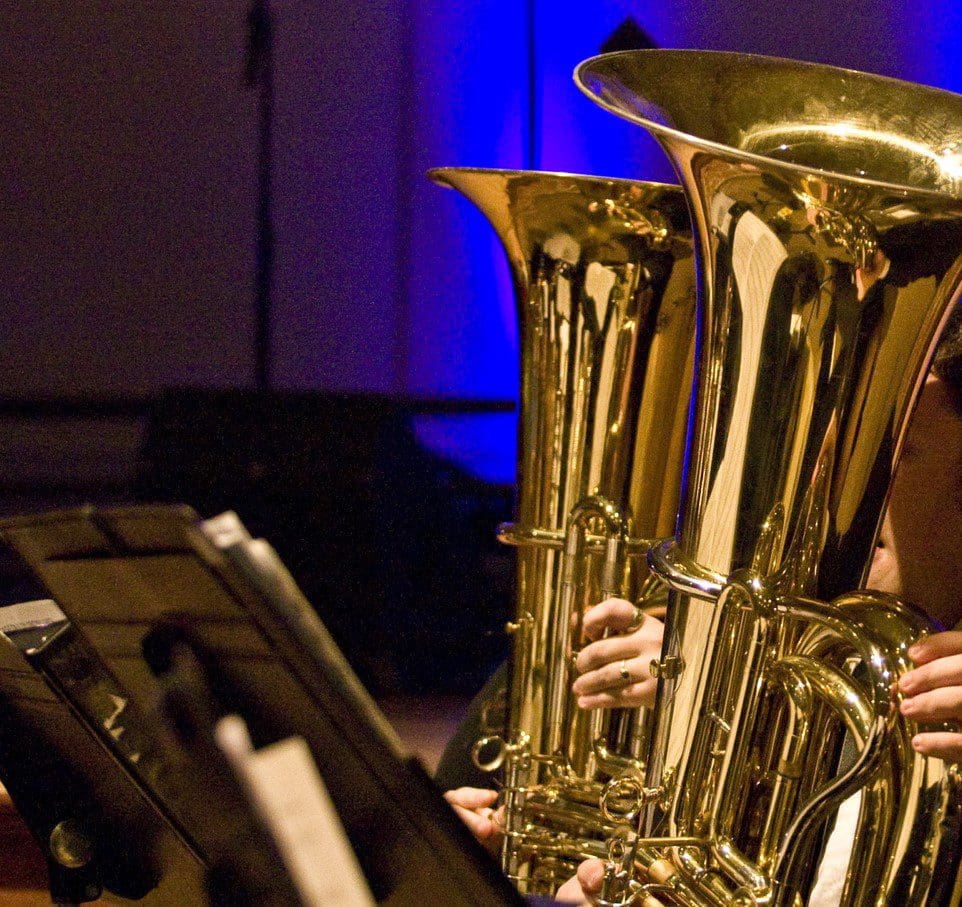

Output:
xmin=575 ymin=51 xmax=962 ymax=905
xmin=429 ymin=168 xmax=696 ymax=895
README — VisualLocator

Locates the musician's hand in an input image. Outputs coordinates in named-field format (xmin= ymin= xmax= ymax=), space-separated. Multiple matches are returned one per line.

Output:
xmin=899 ymin=631 xmax=962 ymax=761
xmin=571 ymin=598 xmax=663 ymax=709
xmin=554 ymin=858 xmax=605 ymax=905
xmin=443 ymin=787 xmax=504 ymax=852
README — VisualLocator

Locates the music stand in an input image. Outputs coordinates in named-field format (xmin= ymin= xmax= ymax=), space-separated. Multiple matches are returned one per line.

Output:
xmin=0 ymin=599 xmax=207 ymax=904
xmin=0 ymin=505 xmax=522 ymax=906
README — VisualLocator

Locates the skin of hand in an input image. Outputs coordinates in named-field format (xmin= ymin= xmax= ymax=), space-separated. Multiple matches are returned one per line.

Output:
xmin=571 ymin=598 xmax=664 ymax=709
xmin=899 ymin=631 xmax=962 ymax=761
xmin=554 ymin=858 xmax=605 ymax=905
xmin=865 ymin=375 xmax=962 ymax=763
xmin=443 ymin=786 xmax=505 ymax=852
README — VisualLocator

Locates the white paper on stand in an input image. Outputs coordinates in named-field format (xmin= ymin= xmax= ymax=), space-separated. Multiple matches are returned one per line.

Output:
xmin=216 ymin=715 xmax=376 ymax=907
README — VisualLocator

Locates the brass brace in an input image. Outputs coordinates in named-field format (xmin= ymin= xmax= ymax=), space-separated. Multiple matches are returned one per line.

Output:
xmin=650 ymin=655 xmax=683 ymax=679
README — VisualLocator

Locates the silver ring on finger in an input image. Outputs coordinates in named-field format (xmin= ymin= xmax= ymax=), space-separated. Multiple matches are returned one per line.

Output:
xmin=619 ymin=659 xmax=631 ymax=682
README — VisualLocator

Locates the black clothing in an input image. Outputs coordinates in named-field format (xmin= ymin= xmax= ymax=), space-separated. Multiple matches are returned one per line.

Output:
xmin=435 ymin=661 xmax=508 ymax=791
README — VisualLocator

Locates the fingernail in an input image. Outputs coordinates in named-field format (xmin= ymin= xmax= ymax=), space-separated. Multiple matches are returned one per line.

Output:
xmin=900 ymin=698 xmax=916 ymax=715
xmin=908 ymin=643 xmax=923 ymax=660
xmin=912 ymin=735 xmax=923 ymax=750
xmin=900 ymin=672 xmax=915 ymax=693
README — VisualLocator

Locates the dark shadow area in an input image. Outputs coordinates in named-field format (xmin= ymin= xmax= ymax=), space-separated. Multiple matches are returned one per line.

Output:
xmin=133 ymin=389 xmax=514 ymax=697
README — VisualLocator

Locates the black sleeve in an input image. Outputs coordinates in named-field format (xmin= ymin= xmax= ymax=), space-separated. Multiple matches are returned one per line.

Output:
xmin=434 ymin=661 xmax=509 ymax=791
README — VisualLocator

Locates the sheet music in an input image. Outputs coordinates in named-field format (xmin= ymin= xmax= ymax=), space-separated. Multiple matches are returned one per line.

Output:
xmin=0 ymin=598 xmax=65 ymax=634
xmin=216 ymin=715 xmax=375 ymax=907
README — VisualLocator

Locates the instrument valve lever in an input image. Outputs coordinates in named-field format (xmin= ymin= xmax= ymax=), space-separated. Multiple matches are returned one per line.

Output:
xmin=650 ymin=655 xmax=683 ymax=680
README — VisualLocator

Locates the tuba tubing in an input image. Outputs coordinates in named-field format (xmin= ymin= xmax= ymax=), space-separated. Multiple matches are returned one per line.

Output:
xmin=576 ymin=49 xmax=962 ymax=906
xmin=430 ymin=167 xmax=697 ymax=898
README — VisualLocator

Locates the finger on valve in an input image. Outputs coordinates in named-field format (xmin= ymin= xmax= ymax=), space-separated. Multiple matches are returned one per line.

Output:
xmin=554 ymin=858 xmax=606 ymax=905
xmin=900 ymin=639 xmax=962 ymax=698
xmin=910 ymin=731 xmax=962 ymax=762
xmin=572 ymin=644 xmax=659 ymax=707
xmin=572 ymin=618 xmax=663 ymax=709
xmin=574 ymin=678 xmax=657 ymax=710
xmin=899 ymin=636 xmax=962 ymax=725
xmin=898 ymin=634 xmax=962 ymax=764
xmin=582 ymin=598 xmax=646 ymax=641
xmin=907 ymin=631 xmax=962 ymax=666
xmin=576 ymin=610 xmax=663 ymax=673
xmin=900 ymin=684 xmax=962 ymax=724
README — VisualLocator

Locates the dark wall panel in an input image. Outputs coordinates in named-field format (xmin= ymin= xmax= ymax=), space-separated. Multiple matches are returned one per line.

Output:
xmin=269 ymin=0 xmax=406 ymax=392
xmin=0 ymin=2 xmax=257 ymax=396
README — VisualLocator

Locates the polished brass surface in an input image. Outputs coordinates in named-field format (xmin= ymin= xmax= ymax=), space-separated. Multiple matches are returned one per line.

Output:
xmin=575 ymin=51 xmax=962 ymax=906
xmin=429 ymin=168 xmax=696 ymax=896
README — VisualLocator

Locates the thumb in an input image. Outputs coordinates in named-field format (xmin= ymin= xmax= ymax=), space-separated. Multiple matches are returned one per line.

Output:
xmin=577 ymin=858 xmax=606 ymax=895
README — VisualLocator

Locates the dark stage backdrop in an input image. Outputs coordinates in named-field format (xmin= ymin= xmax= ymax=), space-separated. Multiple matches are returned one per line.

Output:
xmin=4 ymin=2 xmax=960 ymax=416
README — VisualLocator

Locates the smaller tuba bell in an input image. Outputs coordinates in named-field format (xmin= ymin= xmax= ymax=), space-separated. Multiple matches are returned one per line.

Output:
xmin=430 ymin=167 xmax=697 ymax=897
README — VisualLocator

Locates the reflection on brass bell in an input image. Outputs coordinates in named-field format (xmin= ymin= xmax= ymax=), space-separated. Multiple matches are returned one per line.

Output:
xmin=49 ymin=819 xmax=94 ymax=869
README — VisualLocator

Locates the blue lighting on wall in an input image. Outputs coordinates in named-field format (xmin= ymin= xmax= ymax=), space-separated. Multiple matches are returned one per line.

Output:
xmin=405 ymin=4 xmax=681 ymax=486
xmin=899 ymin=3 xmax=962 ymax=93
xmin=412 ymin=412 xmax=519 ymax=486
xmin=402 ymin=2 xmax=525 ymax=484
xmin=404 ymin=2 xmax=962 ymax=487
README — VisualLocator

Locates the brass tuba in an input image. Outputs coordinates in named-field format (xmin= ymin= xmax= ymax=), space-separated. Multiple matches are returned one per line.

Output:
xmin=429 ymin=168 xmax=696 ymax=896
xmin=575 ymin=51 xmax=962 ymax=905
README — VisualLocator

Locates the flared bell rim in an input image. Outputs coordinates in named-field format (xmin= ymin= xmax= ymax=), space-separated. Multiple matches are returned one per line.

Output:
xmin=575 ymin=49 xmax=962 ymax=204
xmin=426 ymin=165 xmax=682 ymax=194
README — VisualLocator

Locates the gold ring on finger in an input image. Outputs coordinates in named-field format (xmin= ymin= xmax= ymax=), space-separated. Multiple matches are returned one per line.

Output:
xmin=626 ymin=605 xmax=645 ymax=631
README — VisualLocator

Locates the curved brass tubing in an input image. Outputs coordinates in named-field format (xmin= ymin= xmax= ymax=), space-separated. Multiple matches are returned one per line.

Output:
xmin=575 ymin=49 xmax=962 ymax=906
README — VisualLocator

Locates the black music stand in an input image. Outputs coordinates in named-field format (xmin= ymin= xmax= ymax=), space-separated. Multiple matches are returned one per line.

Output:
xmin=0 ymin=600 xmax=207 ymax=904
xmin=0 ymin=505 xmax=522 ymax=907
